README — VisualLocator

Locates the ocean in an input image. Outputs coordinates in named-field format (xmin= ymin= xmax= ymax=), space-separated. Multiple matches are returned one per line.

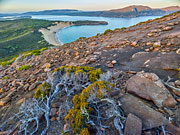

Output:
xmin=32 ymin=15 xmax=161 ymax=44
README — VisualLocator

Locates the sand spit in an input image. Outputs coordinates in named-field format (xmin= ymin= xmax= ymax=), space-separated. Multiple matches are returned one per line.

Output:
xmin=39 ymin=22 xmax=73 ymax=46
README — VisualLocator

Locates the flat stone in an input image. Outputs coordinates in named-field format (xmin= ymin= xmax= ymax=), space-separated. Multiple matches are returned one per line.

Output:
xmin=175 ymin=107 xmax=180 ymax=127
xmin=0 ymin=130 xmax=10 ymax=135
xmin=44 ymin=68 xmax=51 ymax=72
xmin=165 ymin=123 xmax=180 ymax=135
xmin=89 ymin=57 xmax=97 ymax=63
xmin=112 ymin=60 xmax=117 ymax=64
xmin=162 ymin=26 xmax=173 ymax=31
xmin=153 ymin=41 xmax=161 ymax=48
xmin=64 ymin=123 xmax=70 ymax=132
xmin=124 ymin=113 xmax=142 ymax=135
xmin=119 ymin=94 xmax=169 ymax=130
xmin=0 ymin=97 xmax=11 ymax=106
xmin=175 ymin=80 xmax=180 ymax=86
xmin=50 ymin=108 xmax=57 ymax=116
xmin=0 ymin=88 xmax=5 ymax=93
xmin=106 ymin=63 xmax=114 ymax=68
xmin=126 ymin=72 xmax=177 ymax=108
xmin=29 ymin=82 xmax=39 ymax=91
xmin=176 ymin=49 xmax=180 ymax=54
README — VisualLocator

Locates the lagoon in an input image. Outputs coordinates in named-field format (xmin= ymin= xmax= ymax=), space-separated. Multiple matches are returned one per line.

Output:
xmin=32 ymin=15 xmax=161 ymax=44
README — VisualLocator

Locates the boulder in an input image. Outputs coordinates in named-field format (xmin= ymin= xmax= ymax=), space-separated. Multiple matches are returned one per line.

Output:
xmin=124 ymin=113 xmax=142 ymax=135
xmin=176 ymin=49 xmax=180 ymax=54
xmin=162 ymin=26 xmax=173 ymax=31
xmin=153 ymin=41 xmax=161 ymax=48
xmin=126 ymin=72 xmax=177 ymax=108
xmin=112 ymin=60 xmax=117 ymax=64
xmin=28 ymin=82 xmax=39 ymax=91
xmin=175 ymin=107 xmax=180 ymax=127
xmin=165 ymin=123 xmax=180 ymax=135
xmin=119 ymin=94 xmax=169 ymax=130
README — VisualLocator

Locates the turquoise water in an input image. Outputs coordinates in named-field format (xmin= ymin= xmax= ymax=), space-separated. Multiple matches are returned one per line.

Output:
xmin=32 ymin=15 xmax=161 ymax=44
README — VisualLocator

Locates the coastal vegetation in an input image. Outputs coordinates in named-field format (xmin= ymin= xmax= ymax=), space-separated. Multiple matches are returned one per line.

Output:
xmin=0 ymin=19 xmax=53 ymax=62
xmin=17 ymin=65 xmax=31 ymax=71
xmin=0 ymin=47 xmax=48 ymax=66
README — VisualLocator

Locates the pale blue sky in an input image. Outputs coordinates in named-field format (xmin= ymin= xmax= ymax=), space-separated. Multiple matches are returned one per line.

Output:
xmin=0 ymin=0 xmax=180 ymax=13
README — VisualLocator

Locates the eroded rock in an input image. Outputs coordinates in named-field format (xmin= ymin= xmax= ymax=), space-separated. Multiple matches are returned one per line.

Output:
xmin=126 ymin=72 xmax=177 ymax=108
xmin=119 ymin=94 xmax=169 ymax=130
xmin=124 ymin=113 xmax=142 ymax=135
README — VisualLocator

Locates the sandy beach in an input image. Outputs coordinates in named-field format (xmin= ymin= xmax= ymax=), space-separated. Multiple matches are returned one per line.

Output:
xmin=39 ymin=22 xmax=73 ymax=46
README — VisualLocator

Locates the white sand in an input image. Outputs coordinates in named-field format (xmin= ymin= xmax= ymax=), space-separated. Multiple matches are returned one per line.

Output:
xmin=39 ymin=22 xmax=73 ymax=46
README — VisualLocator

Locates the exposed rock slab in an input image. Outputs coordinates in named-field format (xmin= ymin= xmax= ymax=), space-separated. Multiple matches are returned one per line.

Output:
xmin=119 ymin=94 xmax=169 ymax=130
xmin=126 ymin=72 xmax=177 ymax=108
xmin=124 ymin=113 xmax=142 ymax=135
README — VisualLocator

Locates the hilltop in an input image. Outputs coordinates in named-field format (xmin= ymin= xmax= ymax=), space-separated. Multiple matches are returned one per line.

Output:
xmin=108 ymin=5 xmax=152 ymax=12
xmin=1 ymin=5 xmax=180 ymax=18
xmin=21 ymin=5 xmax=180 ymax=17
xmin=0 ymin=12 xmax=180 ymax=135
xmin=161 ymin=6 xmax=180 ymax=12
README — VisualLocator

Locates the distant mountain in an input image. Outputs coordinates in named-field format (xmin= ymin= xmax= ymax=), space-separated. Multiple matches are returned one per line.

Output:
xmin=104 ymin=5 xmax=180 ymax=17
xmin=108 ymin=5 xmax=180 ymax=13
xmin=23 ymin=9 xmax=81 ymax=15
xmin=108 ymin=5 xmax=152 ymax=12
xmin=161 ymin=6 xmax=180 ymax=12
xmin=1 ymin=5 xmax=180 ymax=18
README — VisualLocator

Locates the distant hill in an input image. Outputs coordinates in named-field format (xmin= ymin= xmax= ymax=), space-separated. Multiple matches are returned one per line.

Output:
xmin=107 ymin=5 xmax=180 ymax=13
xmin=104 ymin=5 xmax=180 ymax=17
xmin=1 ymin=5 xmax=180 ymax=18
xmin=108 ymin=5 xmax=152 ymax=12
xmin=161 ymin=6 xmax=180 ymax=12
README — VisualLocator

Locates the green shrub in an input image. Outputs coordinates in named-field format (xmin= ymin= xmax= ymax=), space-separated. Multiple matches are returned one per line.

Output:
xmin=17 ymin=65 xmax=31 ymax=71
xmin=0 ymin=47 xmax=48 ymax=66
xmin=65 ymin=80 xmax=114 ymax=134
xmin=0 ymin=56 xmax=17 ymax=66
xmin=3 ymin=76 xmax=10 ymax=80
xmin=103 ymin=29 xmax=113 ymax=35
xmin=52 ymin=66 xmax=102 ymax=82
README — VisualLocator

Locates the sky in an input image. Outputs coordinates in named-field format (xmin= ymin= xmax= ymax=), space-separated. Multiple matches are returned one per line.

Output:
xmin=0 ymin=0 xmax=180 ymax=13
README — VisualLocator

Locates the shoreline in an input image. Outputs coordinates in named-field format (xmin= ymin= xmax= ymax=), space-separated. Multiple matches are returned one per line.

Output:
xmin=39 ymin=22 xmax=73 ymax=46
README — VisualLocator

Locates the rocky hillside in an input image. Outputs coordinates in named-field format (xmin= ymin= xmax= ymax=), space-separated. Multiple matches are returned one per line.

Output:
xmin=0 ymin=11 xmax=180 ymax=135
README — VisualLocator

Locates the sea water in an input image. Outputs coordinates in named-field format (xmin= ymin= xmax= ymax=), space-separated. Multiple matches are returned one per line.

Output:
xmin=32 ymin=15 xmax=161 ymax=44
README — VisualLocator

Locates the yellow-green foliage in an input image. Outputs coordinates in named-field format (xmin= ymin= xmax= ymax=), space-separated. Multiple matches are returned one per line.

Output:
xmin=20 ymin=47 xmax=48 ymax=61
xmin=77 ymin=37 xmax=86 ymax=41
xmin=79 ymin=128 xmax=90 ymax=135
xmin=17 ymin=65 xmax=31 ymax=71
xmin=178 ymin=68 xmax=180 ymax=79
xmin=3 ymin=76 xmax=10 ymax=80
xmin=34 ymin=82 xmax=50 ymax=99
xmin=113 ymin=27 xmax=126 ymax=32
xmin=0 ymin=56 xmax=17 ymax=66
xmin=0 ymin=47 xmax=48 ymax=66
xmin=65 ymin=80 xmax=114 ymax=134
xmin=103 ymin=29 xmax=113 ymax=35
xmin=53 ymin=66 xmax=102 ymax=82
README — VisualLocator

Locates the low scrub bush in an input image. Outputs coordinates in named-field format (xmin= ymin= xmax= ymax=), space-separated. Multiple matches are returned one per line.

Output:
xmin=17 ymin=65 xmax=31 ymax=71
